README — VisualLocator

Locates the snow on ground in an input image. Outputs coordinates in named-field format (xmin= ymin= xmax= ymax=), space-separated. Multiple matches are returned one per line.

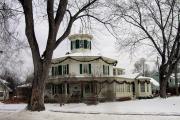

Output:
xmin=0 ymin=111 xmax=180 ymax=120
xmin=0 ymin=96 xmax=180 ymax=120
xmin=46 ymin=96 xmax=180 ymax=115
xmin=0 ymin=102 xmax=26 ymax=112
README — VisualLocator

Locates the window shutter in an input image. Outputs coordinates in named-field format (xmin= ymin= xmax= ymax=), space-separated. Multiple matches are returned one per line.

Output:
xmin=58 ymin=65 xmax=62 ymax=75
xmin=108 ymin=66 xmax=109 ymax=75
xmin=67 ymin=64 xmax=69 ymax=74
xmin=89 ymin=64 xmax=91 ymax=74
xmin=76 ymin=40 xmax=79 ymax=48
xmin=84 ymin=40 xmax=87 ymax=49
xmin=103 ymin=65 xmax=105 ymax=75
xmin=80 ymin=64 xmax=82 ymax=74
xmin=90 ymin=41 xmax=91 ymax=49
xmin=67 ymin=83 xmax=69 ymax=94
xmin=71 ymin=41 xmax=73 ymax=50
xmin=52 ymin=67 xmax=54 ymax=76
xmin=52 ymin=85 xmax=55 ymax=95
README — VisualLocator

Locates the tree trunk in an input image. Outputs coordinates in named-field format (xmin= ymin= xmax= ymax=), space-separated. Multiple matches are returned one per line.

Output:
xmin=175 ymin=63 xmax=179 ymax=95
xmin=159 ymin=66 xmax=168 ymax=98
xmin=27 ymin=61 xmax=51 ymax=111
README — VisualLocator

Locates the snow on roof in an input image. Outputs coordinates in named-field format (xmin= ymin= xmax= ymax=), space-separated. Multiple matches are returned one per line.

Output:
xmin=0 ymin=78 xmax=12 ymax=92
xmin=52 ymin=51 xmax=117 ymax=66
xmin=17 ymin=83 xmax=32 ymax=88
xmin=64 ymin=51 xmax=102 ymax=57
xmin=68 ymin=34 xmax=93 ymax=40
xmin=117 ymin=73 xmax=141 ymax=79
xmin=137 ymin=76 xmax=159 ymax=87
xmin=0 ymin=78 xmax=8 ymax=84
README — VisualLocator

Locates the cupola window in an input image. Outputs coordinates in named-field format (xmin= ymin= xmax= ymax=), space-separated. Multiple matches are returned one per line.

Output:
xmin=70 ymin=39 xmax=91 ymax=50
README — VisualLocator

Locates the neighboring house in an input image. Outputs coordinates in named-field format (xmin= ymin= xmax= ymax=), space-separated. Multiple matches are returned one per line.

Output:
xmin=137 ymin=76 xmax=159 ymax=95
xmin=0 ymin=78 xmax=12 ymax=100
xmin=168 ymin=63 xmax=180 ymax=87
xmin=45 ymin=34 xmax=154 ymax=102
xmin=169 ymin=73 xmax=180 ymax=87
xmin=16 ymin=83 xmax=31 ymax=99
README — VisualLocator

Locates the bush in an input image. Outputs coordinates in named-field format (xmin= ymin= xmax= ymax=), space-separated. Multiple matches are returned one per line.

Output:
xmin=84 ymin=96 xmax=98 ymax=105
xmin=101 ymin=90 xmax=115 ymax=101
xmin=116 ymin=97 xmax=131 ymax=101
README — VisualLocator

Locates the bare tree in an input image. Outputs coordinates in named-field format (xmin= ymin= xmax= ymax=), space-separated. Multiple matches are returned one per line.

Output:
xmin=0 ymin=1 xmax=27 ymax=81
xmin=133 ymin=58 xmax=150 ymax=76
xmin=16 ymin=0 xmax=109 ymax=111
xmin=109 ymin=0 xmax=180 ymax=98
xmin=174 ymin=62 xmax=179 ymax=95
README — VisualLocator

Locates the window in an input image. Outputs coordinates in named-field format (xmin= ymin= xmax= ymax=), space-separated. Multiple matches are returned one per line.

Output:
xmin=113 ymin=69 xmax=116 ymax=76
xmin=127 ymin=84 xmax=131 ymax=92
xmin=71 ymin=40 xmax=91 ymax=50
xmin=121 ymin=84 xmax=124 ymax=92
xmin=76 ymin=40 xmax=80 ymax=48
xmin=80 ymin=64 xmax=91 ymax=74
xmin=83 ymin=64 xmax=88 ymax=73
xmin=79 ymin=40 xmax=84 ymax=48
xmin=52 ymin=84 xmax=64 ymax=95
xmin=71 ymin=41 xmax=76 ymax=50
xmin=51 ymin=67 xmax=55 ymax=76
xmin=140 ymin=83 xmax=145 ymax=92
xmin=85 ymin=84 xmax=91 ymax=93
xmin=51 ymin=64 xmax=69 ymax=76
xmin=87 ymin=41 xmax=91 ymax=49
xmin=51 ymin=66 xmax=59 ymax=76
xmin=0 ymin=92 xmax=3 ymax=97
xmin=147 ymin=84 xmax=149 ymax=92
xmin=103 ymin=65 xmax=109 ymax=75
xmin=116 ymin=84 xmax=121 ymax=92
xmin=62 ymin=64 xmax=69 ymax=75
xmin=117 ymin=70 xmax=122 ymax=75
xmin=124 ymin=83 xmax=126 ymax=92
xmin=84 ymin=40 xmax=87 ymax=48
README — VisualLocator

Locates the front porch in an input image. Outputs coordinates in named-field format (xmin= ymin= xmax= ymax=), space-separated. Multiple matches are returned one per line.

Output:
xmin=45 ymin=81 xmax=98 ymax=103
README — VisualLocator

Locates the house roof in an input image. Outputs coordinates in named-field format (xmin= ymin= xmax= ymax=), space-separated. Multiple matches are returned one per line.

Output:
xmin=0 ymin=78 xmax=8 ymax=84
xmin=52 ymin=51 xmax=118 ymax=66
xmin=68 ymin=34 xmax=93 ymax=40
xmin=116 ymin=73 xmax=141 ymax=80
xmin=137 ymin=76 xmax=159 ymax=87
xmin=17 ymin=83 xmax=32 ymax=88
xmin=116 ymin=73 xmax=159 ymax=87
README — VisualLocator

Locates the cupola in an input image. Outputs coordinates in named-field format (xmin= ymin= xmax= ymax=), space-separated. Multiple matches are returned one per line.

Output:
xmin=68 ymin=34 xmax=93 ymax=53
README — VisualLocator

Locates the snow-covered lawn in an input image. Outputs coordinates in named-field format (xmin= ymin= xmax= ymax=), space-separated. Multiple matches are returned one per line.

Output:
xmin=46 ymin=97 xmax=180 ymax=115
xmin=0 ymin=96 xmax=180 ymax=120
